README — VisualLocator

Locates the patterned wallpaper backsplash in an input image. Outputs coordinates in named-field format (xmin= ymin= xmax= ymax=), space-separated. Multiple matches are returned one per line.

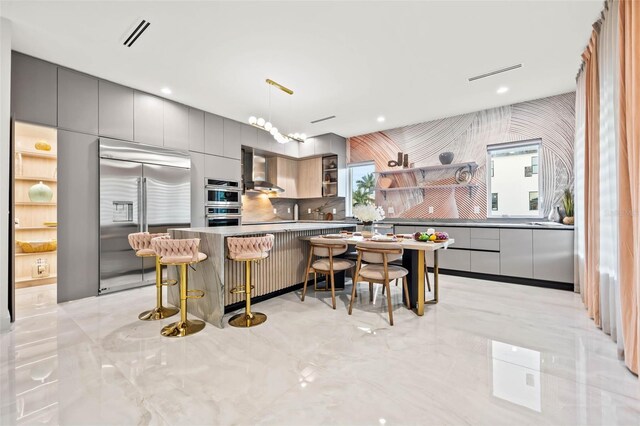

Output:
xmin=242 ymin=194 xmax=346 ymax=223
xmin=348 ymin=93 xmax=576 ymax=219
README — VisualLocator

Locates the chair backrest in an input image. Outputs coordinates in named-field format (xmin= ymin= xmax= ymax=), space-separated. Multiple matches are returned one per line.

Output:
xmin=127 ymin=232 xmax=170 ymax=251
xmin=151 ymin=237 xmax=200 ymax=262
xmin=227 ymin=234 xmax=275 ymax=260
xmin=309 ymin=237 xmax=348 ymax=257
xmin=355 ymin=241 xmax=403 ymax=264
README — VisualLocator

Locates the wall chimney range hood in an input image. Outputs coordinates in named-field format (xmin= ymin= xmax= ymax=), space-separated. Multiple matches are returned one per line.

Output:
xmin=242 ymin=148 xmax=284 ymax=193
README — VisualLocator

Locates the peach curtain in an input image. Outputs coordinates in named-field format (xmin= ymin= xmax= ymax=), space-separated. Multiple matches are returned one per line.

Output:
xmin=582 ymin=30 xmax=601 ymax=326
xmin=618 ymin=0 xmax=640 ymax=375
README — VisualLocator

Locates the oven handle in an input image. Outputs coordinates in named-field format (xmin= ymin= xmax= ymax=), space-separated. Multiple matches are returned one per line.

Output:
xmin=205 ymin=185 xmax=242 ymax=192
xmin=206 ymin=214 xmax=243 ymax=219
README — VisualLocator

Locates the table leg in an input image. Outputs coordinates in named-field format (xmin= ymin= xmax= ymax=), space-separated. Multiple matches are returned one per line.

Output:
xmin=426 ymin=249 xmax=439 ymax=305
xmin=417 ymin=250 xmax=425 ymax=316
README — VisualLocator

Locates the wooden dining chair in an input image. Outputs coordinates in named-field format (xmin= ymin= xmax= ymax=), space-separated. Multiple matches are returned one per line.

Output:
xmin=302 ymin=237 xmax=355 ymax=309
xmin=348 ymin=241 xmax=411 ymax=326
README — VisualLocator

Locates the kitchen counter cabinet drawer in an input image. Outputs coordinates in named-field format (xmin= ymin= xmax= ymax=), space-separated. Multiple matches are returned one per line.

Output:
xmin=469 ymin=238 xmax=500 ymax=251
xmin=437 ymin=249 xmax=470 ymax=272
xmin=470 ymin=228 xmax=500 ymax=240
xmin=438 ymin=227 xmax=470 ymax=249
xmin=500 ymin=229 xmax=533 ymax=278
xmin=394 ymin=225 xmax=417 ymax=235
xmin=471 ymin=251 xmax=500 ymax=275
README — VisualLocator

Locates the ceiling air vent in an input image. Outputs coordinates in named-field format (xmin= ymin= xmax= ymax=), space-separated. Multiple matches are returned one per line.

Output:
xmin=468 ymin=64 xmax=522 ymax=82
xmin=123 ymin=19 xmax=151 ymax=47
xmin=310 ymin=115 xmax=336 ymax=124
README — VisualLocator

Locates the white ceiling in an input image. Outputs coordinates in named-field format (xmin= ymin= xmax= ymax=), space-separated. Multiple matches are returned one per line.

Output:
xmin=1 ymin=1 xmax=601 ymax=138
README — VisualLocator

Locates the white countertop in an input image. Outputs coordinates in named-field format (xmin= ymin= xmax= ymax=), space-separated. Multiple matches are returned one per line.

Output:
xmin=170 ymin=222 xmax=356 ymax=237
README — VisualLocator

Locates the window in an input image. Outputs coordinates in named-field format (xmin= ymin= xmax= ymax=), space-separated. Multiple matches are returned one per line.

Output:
xmin=346 ymin=161 xmax=376 ymax=217
xmin=491 ymin=193 xmax=499 ymax=211
xmin=487 ymin=140 xmax=542 ymax=217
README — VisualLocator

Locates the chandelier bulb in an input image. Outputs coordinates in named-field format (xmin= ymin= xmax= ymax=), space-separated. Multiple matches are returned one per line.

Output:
xmin=264 ymin=122 xmax=272 ymax=131
xmin=257 ymin=117 xmax=265 ymax=127
xmin=248 ymin=116 xmax=257 ymax=125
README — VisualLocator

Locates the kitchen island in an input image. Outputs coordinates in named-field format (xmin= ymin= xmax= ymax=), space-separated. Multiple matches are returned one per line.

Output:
xmin=168 ymin=223 xmax=356 ymax=328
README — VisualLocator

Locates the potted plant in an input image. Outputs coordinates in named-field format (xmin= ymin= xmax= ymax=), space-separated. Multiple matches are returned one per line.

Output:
xmin=353 ymin=204 xmax=385 ymax=237
xmin=562 ymin=188 xmax=574 ymax=225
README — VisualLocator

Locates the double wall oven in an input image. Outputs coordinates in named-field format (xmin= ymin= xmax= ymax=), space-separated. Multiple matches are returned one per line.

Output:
xmin=205 ymin=178 xmax=242 ymax=227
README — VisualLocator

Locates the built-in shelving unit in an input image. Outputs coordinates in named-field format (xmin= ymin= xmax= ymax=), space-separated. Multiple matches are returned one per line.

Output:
xmin=375 ymin=161 xmax=479 ymax=200
xmin=322 ymin=155 xmax=339 ymax=197
xmin=13 ymin=122 xmax=58 ymax=289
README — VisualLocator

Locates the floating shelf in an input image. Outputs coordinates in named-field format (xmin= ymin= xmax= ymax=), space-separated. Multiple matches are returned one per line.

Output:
xmin=15 ymin=151 xmax=57 ymax=159
xmin=376 ymin=161 xmax=478 ymax=178
xmin=323 ymin=168 xmax=337 ymax=172
xmin=15 ymin=227 xmax=57 ymax=231
xmin=377 ymin=183 xmax=478 ymax=200
xmin=15 ymin=202 xmax=57 ymax=206
xmin=16 ymin=250 xmax=57 ymax=257
xmin=15 ymin=176 xmax=57 ymax=182
xmin=322 ymin=182 xmax=337 ymax=185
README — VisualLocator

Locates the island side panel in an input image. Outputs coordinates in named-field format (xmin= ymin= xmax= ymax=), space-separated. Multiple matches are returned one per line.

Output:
xmin=224 ymin=227 xmax=353 ymax=306
xmin=168 ymin=229 xmax=226 ymax=328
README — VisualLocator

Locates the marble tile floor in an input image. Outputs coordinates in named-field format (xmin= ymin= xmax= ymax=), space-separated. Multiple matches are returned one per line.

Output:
xmin=1 ymin=276 xmax=639 ymax=425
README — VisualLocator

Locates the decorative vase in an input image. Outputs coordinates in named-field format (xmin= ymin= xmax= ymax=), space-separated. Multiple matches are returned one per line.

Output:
xmin=35 ymin=141 xmax=51 ymax=151
xmin=28 ymin=181 xmax=53 ymax=202
xmin=548 ymin=205 xmax=562 ymax=223
xmin=362 ymin=221 xmax=374 ymax=238
xmin=563 ymin=216 xmax=574 ymax=225
xmin=439 ymin=152 xmax=454 ymax=165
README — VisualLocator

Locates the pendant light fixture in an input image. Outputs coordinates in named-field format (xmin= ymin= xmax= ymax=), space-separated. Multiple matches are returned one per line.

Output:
xmin=249 ymin=79 xmax=307 ymax=144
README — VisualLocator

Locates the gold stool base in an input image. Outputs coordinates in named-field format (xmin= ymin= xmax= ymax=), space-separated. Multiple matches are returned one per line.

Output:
xmin=161 ymin=319 xmax=205 ymax=337
xmin=228 ymin=312 xmax=267 ymax=328
xmin=138 ymin=306 xmax=179 ymax=321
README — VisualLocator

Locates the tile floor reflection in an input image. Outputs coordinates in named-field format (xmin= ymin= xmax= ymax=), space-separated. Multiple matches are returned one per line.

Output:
xmin=1 ymin=276 xmax=639 ymax=425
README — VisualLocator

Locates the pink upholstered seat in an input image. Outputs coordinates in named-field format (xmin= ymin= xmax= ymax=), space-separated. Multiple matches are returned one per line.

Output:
xmin=151 ymin=237 xmax=208 ymax=265
xmin=128 ymin=232 xmax=170 ymax=256
xmin=227 ymin=234 xmax=274 ymax=261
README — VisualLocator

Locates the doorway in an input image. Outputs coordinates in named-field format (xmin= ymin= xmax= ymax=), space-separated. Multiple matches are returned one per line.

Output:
xmin=12 ymin=122 xmax=58 ymax=317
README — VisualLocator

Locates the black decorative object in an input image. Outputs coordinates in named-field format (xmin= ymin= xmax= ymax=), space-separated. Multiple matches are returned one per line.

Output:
xmin=439 ymin=152 xmax=454 ymax=165
xmin=397 ymin=152 xmax=403 ymax=164
xmin=387 ymin=160 xmax=399 ymax=167
xmin=403 ymin=153 xmax=409 ymax=168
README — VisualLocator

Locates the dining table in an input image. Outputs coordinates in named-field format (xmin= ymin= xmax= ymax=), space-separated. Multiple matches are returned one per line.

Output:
xmin=304 ymin=234 xmax=455 ymax=316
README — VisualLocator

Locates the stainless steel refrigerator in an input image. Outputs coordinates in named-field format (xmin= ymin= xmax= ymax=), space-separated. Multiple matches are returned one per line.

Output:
xmin=99 ymin=138 xmax=191 ymax=294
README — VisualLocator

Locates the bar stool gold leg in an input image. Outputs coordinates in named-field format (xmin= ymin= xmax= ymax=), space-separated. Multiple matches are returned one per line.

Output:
xmin=139 ymin=256 xmax=179 ymax=321
xmin=229 ymin=260 xmax=267 ymax=328
xmin=161 ymin=264 xmax=205 ymax=337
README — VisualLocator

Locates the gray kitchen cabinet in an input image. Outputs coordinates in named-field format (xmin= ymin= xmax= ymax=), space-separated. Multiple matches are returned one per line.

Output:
xmin=330 ymin=134 xmax=347 ymax=156
xmin=533 ymin=230 xmax=574 ymax=283
xmin=298 ymin=139 xmax=315 ymax=157
xmin=471 ymin=251 xmax=500 ymax=275
xmin=98 ymin=80 xmax=134 ymax=141
xmin=57 ymin=68 xmax=98 ymax=134
xmin=204 ymin=154 xmax=241 ymax=182
xmin=438 ymin=227 xmax=471 ymax=249
xmin=11 ymin=52 xmax=57 ymax=126
xmin=134 ymin=91 xmax=164 ymax=146
xmin=284 ymin=141 xmax=299 ymax=158
xmin=240 ymin=123 xmax=258 ymax=149
xmin=188 ymin=108 xmax=205 ymax=153
xmin=500 ymin=229 xmax=533 ymax=278
xmin=439 ymin=249 xmax=471 ymax=271
xmin=57 ymin=130 xmax=100 ymax=302
xmin=223 ymin=118 xmax=241 ymax=159
xmin=204 ymin=112 xmax=224 ymax=156
xmin=163 ymin=101 xmax=189 ymax=150
xmin=469 ymin=238 xmax=500 ymax=251
xmin=256 ymin=129 xmax=272 ymax=151
xmin=190 ymin=152 xmax=205 ymax=227
xmin=470 ymin=227 xmax=500 ymax=240
xmin=313 ymin=134 xmax=331 ymax=155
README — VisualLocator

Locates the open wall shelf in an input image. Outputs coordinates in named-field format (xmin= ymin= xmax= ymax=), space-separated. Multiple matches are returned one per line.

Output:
xmin=377 ymin=183 xmax=478 ymax=200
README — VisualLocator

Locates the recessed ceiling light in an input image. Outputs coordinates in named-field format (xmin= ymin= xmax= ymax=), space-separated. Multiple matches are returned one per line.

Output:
xmin=161 ymin=87 xmax=172 ymax=95
xmin=377 ymin=116 xmax=385 ymax=123
xmin=496 ymin=86 xmax=509 ymax=94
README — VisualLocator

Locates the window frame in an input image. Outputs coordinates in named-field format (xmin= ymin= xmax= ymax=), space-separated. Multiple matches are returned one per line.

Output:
xmin=346 ymin=161 xmax=376 ymax=217
xmin=486 ymin=139 xmax=543 ymax=218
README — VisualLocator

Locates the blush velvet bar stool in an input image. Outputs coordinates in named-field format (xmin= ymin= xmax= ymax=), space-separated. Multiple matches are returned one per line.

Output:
xmin=127 ymin=232 xmax=179 ymax=321
xmin=227 ymin=234 xmax=274 ymax=328
xmin=151 ymin=237 xmax=208 ymax=337
xmin=302 ymin=237 xmax=355 ymax=310
xmin=349 ymin=241 xmax=411 ymax=326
